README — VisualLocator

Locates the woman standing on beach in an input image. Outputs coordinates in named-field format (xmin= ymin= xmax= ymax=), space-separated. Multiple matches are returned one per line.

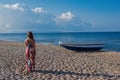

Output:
xmin=24 ymin=31 xmax=36 ymax=72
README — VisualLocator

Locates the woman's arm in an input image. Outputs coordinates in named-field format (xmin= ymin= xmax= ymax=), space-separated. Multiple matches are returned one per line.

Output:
xmin=24 ymin=39 xmax=28 ymax=47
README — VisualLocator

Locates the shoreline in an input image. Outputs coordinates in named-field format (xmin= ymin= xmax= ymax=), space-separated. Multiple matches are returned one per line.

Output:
xmin=0 ymin=41 xmax=120 ymax=79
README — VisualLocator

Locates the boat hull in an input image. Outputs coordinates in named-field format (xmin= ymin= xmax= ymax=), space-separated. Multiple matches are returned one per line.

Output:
xmin=60 ymin=43 xmax=104 ymax=51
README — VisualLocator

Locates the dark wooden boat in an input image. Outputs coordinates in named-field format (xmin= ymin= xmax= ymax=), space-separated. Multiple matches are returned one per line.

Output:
xmin=59 ymin=42 xmax=104 ymax=51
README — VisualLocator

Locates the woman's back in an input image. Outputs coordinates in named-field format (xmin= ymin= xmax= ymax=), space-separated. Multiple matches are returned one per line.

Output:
xmin=25 ymin=38 xmax=36 ymax=50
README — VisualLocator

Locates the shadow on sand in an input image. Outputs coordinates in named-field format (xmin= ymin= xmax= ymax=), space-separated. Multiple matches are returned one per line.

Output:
xmin=33 ymin=70 xmax=120 ymax=78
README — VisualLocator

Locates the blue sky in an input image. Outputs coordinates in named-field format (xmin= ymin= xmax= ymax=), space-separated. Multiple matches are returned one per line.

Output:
xmin=0 ymin=0 xmax=120 ymax=33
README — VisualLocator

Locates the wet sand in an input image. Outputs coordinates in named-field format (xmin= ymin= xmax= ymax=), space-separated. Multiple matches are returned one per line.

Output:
xmin=0 ymin=41 xmax=120 ymax=80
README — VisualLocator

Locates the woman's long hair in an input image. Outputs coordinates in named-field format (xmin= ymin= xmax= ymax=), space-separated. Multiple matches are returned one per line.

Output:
xmin=27 ymin=31 xmax=35 ymax=41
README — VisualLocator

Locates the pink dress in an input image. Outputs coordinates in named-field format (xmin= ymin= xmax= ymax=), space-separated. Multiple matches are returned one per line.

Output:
xmin=26 ymin=44 xmax=36 ymax=72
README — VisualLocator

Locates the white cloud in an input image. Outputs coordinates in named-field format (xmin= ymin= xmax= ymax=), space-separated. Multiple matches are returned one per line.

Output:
xmin=54 ymin=12 xmax=92 ymax=27
xmin=55 ymin=11 xmax=74 ymax=25
xmin=32 ymin=7 xmax=47 ymax=13
xmin=56 ymin=11 xmax=74 ymax=22
xmin=1 ymin=3 xmax=24 ymax=11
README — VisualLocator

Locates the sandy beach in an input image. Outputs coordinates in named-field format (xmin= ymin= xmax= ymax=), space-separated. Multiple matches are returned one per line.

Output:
xmin=0 ymin=41 xmax=120 ymax=80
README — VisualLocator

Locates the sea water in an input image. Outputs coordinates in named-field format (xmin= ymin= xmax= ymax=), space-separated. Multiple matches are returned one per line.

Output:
xmin=0 ymin=32 xmax=120 ymax=52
